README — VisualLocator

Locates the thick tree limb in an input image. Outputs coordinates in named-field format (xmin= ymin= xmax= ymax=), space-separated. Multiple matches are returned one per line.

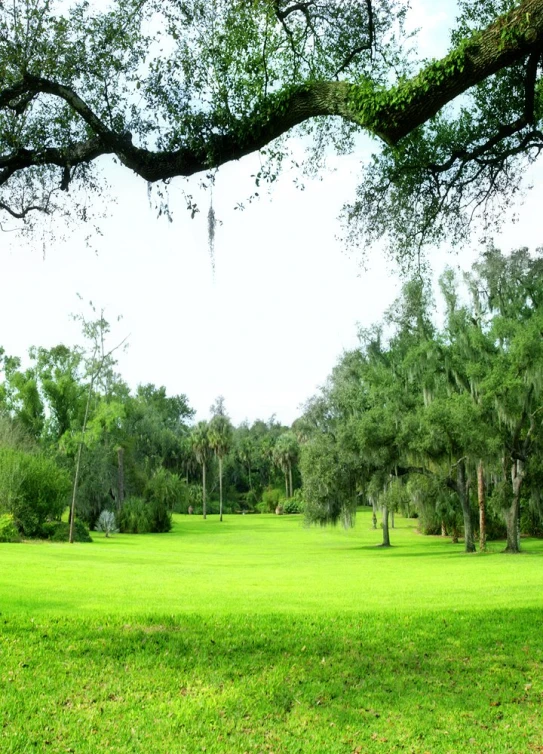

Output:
xmin=1 ymin=0 xmax=543 ymax=188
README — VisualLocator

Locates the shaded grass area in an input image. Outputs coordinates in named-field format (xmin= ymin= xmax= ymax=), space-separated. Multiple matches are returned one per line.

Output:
xmin=1 ymin=511 xmax=543 ymax=752
xmin=1 ymin=610 xmax=542 ymax=753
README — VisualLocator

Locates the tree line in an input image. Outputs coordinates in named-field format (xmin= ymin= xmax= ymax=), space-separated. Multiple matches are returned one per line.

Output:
xmin=2 ymin=246 xmax=542 ymax=554
xmin=299 ymin=247 xmax=543 ymax=554
xmin=0 ymin=308 xmax=301 ymax=542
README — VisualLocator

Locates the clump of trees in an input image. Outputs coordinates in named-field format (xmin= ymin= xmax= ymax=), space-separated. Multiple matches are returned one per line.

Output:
xmin=300 ymin=247 xmax=543 ymax=554
xmin=0 ymin=315 xmax=304 ymax=540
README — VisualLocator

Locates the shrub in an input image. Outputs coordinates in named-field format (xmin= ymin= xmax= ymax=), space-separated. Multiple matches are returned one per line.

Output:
xmin=0 ymin=513 xmax=20 ymax=542
xmin=283 ymin=498 xmax=303 ymax=515
xmin=118 ymin=496 xmax=172 ymax=533
xmin=260 ymin=487 xmax=284 ymax=513
xmin=244 ymin=490 xmax=258 ymax=512
xmin=94 ymin=510 xmax=119 ymax=537
xmin=148 ymin=498 xmax=172 ymax=533
xmin=0 ymin=448 xmax=70 ymax=537
xmin=283 ymin=490 xmax=305 ymax=514
xmin=118 ymin=497 xmax=152 ymax=533
xmin=145 ymin=468 xmax=185 ymax=512
xmin=41 ymin=520 xmax=93 ymax=543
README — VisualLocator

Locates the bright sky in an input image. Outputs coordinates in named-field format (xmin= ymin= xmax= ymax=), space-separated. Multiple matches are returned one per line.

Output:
xmin=1 ymin=1 xmax=542 ymax=426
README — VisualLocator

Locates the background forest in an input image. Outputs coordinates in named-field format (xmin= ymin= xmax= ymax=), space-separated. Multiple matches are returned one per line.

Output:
xmin=1 ymin=247 xmax=543 ymax=554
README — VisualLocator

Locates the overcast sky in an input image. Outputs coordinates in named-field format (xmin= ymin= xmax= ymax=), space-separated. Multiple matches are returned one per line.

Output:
xmin=1 ymin=0 xmax=542 ymax=427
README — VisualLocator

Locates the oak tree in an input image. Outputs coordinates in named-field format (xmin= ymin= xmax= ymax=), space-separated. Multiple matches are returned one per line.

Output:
xmin=2 ymin=1 xmax=543 ymax=255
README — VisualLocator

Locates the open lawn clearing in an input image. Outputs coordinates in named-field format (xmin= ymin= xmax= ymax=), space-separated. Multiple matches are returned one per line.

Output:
xmin=0 ymin=511 xmax=542 ymax=616
xmin=1 ymin=511 xmax=542 ymax=753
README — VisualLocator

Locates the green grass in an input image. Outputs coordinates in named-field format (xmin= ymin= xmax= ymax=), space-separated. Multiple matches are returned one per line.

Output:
xmin=1 ymin=512 xmax=542 ymax=753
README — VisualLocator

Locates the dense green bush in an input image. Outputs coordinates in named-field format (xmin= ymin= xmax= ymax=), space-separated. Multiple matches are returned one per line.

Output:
xmin=259 ymin=487 xmax=284 ymax=513
xmin=283 ymin=490 xmax=305 ymax=514
xmin=0 ymin=513 xmax=20 ymax=542
xmin=145 ymin=468 xmax=185 ymax=511
xmin=118 ymin=496 xmax=172 ymax=533
xmin=148 ymin=498 xmax=172 ymax=532
xmin=0 ymin=448 xmax=71 ymax=536
xmin=243 ymin=490 xmax=258 ymax=512
xmin=118 ymin=497 xmax=152 ymax=533
xmin=41 ymin=520 xmax=93 ymax=542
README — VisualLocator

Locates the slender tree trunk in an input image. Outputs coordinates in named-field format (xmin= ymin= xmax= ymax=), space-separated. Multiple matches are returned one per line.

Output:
xmin=478 ymin=459 xmax=486 ymax=552
xmin=504 ymin=460 xmax=523 ymax=553
xmin=69 ymin=441 xmax=84 ymax=542
xmin=202 ymin=462 xmax=207 ymax=519
xmin=441 ymin=520 xmax=447 ymax=537
xmin=391 ymin=509 xmax=395 ymax=528
xmin=219 ymin=456 xmax=223 ymax=523
xmin=457 ymin=459 xmax=475 ymax=553
xmin=288 ymin=462 xmax=293 ymax=499
xmin=371 ymin=500 xmax=377 ymax=529
xmin=248 ymin=461 xmax=252 ymax=491
xmin=69 ymin=371 xmax=95 ymax=544
xmin=284 ymin=471 xmax=288 ymax=500
xmin=117 ymin=447 xmax=125 ymax=512
xmin=380 ymin=505 xmax=391 ymax=547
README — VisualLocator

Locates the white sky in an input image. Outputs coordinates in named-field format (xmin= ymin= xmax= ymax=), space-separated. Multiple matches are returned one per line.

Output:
xmin=1 ymin=0 xmax=542 ymax=426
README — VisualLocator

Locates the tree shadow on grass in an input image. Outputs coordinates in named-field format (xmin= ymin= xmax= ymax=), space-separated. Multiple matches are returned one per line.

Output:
xmin=2 ymin=609 xmax=541 ymax=752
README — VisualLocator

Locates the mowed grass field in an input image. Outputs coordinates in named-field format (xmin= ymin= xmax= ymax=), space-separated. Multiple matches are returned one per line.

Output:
xmin=1 ymin=511 xmax=542 ymax=753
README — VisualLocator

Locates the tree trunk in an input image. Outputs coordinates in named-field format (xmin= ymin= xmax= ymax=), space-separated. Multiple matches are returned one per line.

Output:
xmin=441 ymin=520 xmax=447 ymax=537
xmin=69 ymin=441 xmax=84 ymax=543
xmin=288 ymin=462 xmax=293 ymax=499
xmin=457 ymin=459 xmax=475 ymax=553
xmin=391 ymin=509 xmax=395 ymax=528
xmin=380 ymin=505 xmax=391 ymax=547
xmin=371 ymin=500 xmax=377 ymax=529
xmin=69 ymin=370 xmax=96 ymax=544
xmin=504 ymin=460 xmax=523 ymax=553
xmin=202 ymin=462 xmax=207 ymax=519
xmin=117 ymin=447 xmax=125 ymax=512
xmin=477 ymin=459 xmax=486 ymax=552
xmin=284 ymin=471 xmax=288 ymax=500
xmin=219 ymin=456 xmax=223 ymax=523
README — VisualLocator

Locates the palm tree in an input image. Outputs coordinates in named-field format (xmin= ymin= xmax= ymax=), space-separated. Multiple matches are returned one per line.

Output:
xmin=209 ymin=414 xmax=233 ymax=522
xmin=191 ymin=421 xmax=211 ymax=519
xmin=273 ymin=432 xmax=299 ymax=499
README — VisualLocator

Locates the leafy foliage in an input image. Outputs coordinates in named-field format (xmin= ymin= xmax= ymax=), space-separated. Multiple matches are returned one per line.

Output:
xmin=0 ymin=447 xmax=70 ymax=537
xmin=94 ymin=510 xmax=119 ymax=537
xmin=1 ymin=2 xmax=543 ymax=259
xmin=41 ymin=519 xmax=93 ymax=543
xmin=0 ymin=513 xmax=20 ymax=542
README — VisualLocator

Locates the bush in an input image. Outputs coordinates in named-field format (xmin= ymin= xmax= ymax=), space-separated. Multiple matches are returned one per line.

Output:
xmin=118 ymin=497 xmax=172 ymax=533
xmin=242 ymin=490 xmax=258 ymax=512
xmin=94 ymin=510 xmax=119 ymax=537
xmin=0 ymin=513 xmax=20 ymax=542
xmin=260 ymin=487 xmax=284 ymax=513
xmin=118 ymin=497 xmax=152 ymax=533
xmin=283 ymin=490 xmax=305 ymax=514
xmin=41 ymin=520 xmax=93 ymax=543
xmin=148 ymin=498 xmax=172 ymax=533
xmin=0 ymin=448 xmax=71 ymax=537
xmin=145 ymin=468 xmax=185 ymax=512
xmin=283 ymin=498 xmax=301 ymax=514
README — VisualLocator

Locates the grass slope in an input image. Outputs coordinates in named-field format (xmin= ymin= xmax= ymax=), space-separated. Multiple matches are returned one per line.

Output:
xmin=1 ymin=512 xmax=542 ymax=753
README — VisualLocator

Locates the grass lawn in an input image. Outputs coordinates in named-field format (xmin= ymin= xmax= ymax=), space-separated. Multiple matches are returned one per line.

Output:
xmin=1 ymin=511 xmax=542 ymax=752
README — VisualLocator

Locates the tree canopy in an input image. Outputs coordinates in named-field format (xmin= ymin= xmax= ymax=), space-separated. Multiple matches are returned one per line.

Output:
xmin=2 ymin=0 xmax=543 ymax=255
